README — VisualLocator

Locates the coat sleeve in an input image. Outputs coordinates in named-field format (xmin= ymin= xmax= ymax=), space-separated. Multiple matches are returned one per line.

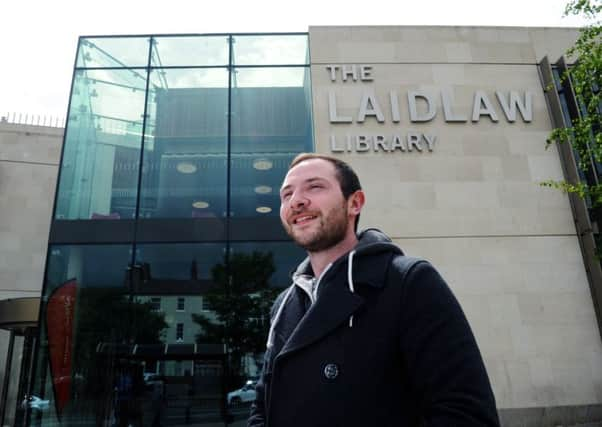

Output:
xmin=397 ymin=259 xmax=500 ymax=427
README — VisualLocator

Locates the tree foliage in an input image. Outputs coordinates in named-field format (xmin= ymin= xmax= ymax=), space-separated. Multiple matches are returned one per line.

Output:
xmin=192 ymin=251 xmax=279 ymax=381
xmin=541 ymin=0 xmax=602 ymax=204
xmin=71 ymin=287 xmax=168 ymax=397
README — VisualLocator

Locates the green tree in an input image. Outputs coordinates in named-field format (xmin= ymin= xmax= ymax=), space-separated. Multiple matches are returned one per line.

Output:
xmin=542 ymin=0 xmax=601 ymax=202
xmin=192 ymin=252 xmax=279 ymax=384
xmin=67 ymin=287 xmax=168 ymax=401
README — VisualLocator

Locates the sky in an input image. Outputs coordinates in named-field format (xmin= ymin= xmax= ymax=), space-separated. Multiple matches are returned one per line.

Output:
xmin=0 ymin=0 xmax=593 ymax=122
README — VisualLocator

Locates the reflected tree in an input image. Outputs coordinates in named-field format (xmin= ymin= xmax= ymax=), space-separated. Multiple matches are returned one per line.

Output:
xmin=192 ymin=252 xmax=278 ymax=385
xmin=73 ymin=287 xmax=168 ymax=394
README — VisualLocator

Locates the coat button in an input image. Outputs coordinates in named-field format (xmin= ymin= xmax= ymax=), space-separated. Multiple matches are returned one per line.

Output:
xmin=323 ymin=363 xmax=339 ymax=380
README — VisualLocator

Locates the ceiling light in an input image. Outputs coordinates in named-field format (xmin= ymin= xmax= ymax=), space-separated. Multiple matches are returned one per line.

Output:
xmin=256 ymin=206 xmax=272 ymax=213
xmin=254 ymin=185 xmax=272 ymax=194
xmin=192 ymin=201 xmax=209 ymax=209
xmin=253 ymin=158 xmax=272 ymax=171
xmin=177 ymin=161 xmax=197 ymax=174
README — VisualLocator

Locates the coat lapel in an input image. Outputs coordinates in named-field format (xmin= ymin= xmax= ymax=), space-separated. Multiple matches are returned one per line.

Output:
xmin=276 ymin=273 xmax=364 ymax=360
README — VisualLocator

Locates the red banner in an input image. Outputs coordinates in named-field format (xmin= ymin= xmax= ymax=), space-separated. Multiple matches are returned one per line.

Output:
xmin=46 ymin=279 xmax=77 ymax=419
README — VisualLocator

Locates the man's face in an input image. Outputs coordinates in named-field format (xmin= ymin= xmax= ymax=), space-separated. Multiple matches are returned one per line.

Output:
xmin=279 ymin=159 xmax=352 ymax=252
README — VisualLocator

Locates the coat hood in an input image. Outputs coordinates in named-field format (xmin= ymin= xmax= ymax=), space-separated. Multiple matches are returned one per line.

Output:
xmin=292 ymin=228 xmax=403 ymax=278
xmin=267 ymin=229 xmax=404 ymax=349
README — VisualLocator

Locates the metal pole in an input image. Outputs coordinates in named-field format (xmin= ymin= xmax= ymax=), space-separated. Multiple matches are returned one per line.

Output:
xmin=0 ymin=330 xmax=16 ymax=426
xmin=15 ymin=330 xmax=34 ymax=427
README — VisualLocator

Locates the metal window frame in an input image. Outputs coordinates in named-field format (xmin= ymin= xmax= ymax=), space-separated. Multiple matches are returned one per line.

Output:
xmin=30 ymin=33 xmax=314 ymax=424
xmin=539 ymin=55 xmax=602 ymax=340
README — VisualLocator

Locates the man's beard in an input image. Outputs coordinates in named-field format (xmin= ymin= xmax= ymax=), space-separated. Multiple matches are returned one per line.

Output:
xmin=285 ymin=204 xmax=349 ymax=252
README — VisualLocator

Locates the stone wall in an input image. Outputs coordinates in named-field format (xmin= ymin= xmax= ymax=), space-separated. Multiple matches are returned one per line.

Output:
xmin=309 ymin=25 xmax=602 ymax=420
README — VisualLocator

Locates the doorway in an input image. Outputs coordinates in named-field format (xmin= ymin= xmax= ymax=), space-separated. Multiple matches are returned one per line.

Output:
xmin=0 ymin=298 xmax=39 ymax=427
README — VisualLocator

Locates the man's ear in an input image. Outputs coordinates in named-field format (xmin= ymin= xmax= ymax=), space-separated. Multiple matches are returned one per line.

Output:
xmin=348 ymin=190 xmax=365 ymax=216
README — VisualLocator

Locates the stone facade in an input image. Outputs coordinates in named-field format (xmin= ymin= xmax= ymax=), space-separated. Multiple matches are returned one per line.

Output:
xmin=0 ymin=122 xmax=62 ymax=427
xmin=309 ymin=25 xmax=602 ymax=421
xmin=0 ymin=122 xmax=62 ymax=300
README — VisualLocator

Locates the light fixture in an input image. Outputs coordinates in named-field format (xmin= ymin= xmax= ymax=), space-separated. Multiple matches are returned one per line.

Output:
xmin=253 ymin=158 xmax=273 ymax=171
xmin=192 ymin=201 xmax=209 ymax=209
xmin=254 ymin=185 xmax=272 ymax=194
xmin=177 ymin=161 xmax=197 ymax=174
xmin=256 ymin=206 xmax=272 ymax=213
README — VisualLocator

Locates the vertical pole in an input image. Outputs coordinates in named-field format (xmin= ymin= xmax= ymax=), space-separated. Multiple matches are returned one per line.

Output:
xmin=0 ymin=330 xmax=16 ymax=426
xmin=14 ymin=330 xmax=35 ymax=426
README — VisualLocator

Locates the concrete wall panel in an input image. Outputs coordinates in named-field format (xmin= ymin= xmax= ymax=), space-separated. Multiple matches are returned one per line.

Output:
xmin=309 ymin=25 xmax=601 ymax=415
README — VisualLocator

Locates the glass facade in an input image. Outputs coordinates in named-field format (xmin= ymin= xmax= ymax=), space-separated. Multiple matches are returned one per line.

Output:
xmin=30 ymin=34 xmax=312 ymax=426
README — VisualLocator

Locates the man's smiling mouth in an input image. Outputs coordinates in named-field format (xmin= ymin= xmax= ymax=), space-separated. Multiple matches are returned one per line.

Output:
xmin=293 ymin=215 xmax=317 ymax=225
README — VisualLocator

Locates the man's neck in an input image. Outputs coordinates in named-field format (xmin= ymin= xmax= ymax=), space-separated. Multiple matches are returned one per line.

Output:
xmin=308 ymin=233 xmax=358 ymax=278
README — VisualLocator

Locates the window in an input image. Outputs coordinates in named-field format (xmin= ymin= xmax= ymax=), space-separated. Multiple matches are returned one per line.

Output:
xmin=177 ymin=297 xmax=185 ymax=311
xmin=201 ymin=296 xmax=212 ymax=311
xmin=176 ymin=323 xmax=184 ymax=341
xmin=150 ymin=297 xmax=161 ymax=311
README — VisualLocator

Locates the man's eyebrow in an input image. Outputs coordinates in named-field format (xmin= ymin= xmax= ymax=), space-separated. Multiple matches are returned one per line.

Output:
xmin=280 ymin=177 xmax=327 ymax=193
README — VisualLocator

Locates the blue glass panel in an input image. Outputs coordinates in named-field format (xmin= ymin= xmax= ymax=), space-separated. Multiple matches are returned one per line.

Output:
xmin=31 ymin=244 xmax=135 ymax=426
xmin=139 ymin=68 xmax=229 ymax=219
xmin=232 ymin=34 xmax=309 ymax=65
xmin=55 ymin=69 xmax=147 ymax=220
xmin=151 ymin=35 xmax=229 ymax=67
xmin=76 ymin=37 xmax=150 ymax=68
xmin=230 ymin=67 xmax=314 ymax=219
xmin=231 ymin=241 xmax=306 ymax=289
xmin=137 ymin=243 xmax=224 ymax=281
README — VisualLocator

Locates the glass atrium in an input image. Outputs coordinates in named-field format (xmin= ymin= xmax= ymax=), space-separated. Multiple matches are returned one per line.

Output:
xmin=28 ymin=33 xmax=313 ymax=427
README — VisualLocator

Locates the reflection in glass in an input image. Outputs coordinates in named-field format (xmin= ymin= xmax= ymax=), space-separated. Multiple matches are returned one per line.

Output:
xmin=151 ymin=36 xmax=229 ymax=67
xmin=134 ymin=243 xmax=229 ymax=425
xmin=231 ymin=242 xmax=306 ymax=289
xmin=140 ymin=68 xmax=229 ymax=219
xmin=31 ymin=245 xmax=166 ymax=426
xmin=55 ymin=69 xmax=147 ymax=219
xmin=36 ymin=32 xmax=314 ymax=427
xmin=230 ymin=67 xmax=314 ymax=219
xmin=232 ymin=34 xmax=309 ymax=65
xmin=76 ymin=37 xmax=150 ymax=68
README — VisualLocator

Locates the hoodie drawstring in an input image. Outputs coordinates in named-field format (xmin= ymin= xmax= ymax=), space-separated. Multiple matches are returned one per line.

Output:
xmin=266 ymin=285 xmax=295 ymax=349
xmin=347 ymin=250 xmax=356 ymax=328
xmin=269 ymin=251 xmax=358 ymax=347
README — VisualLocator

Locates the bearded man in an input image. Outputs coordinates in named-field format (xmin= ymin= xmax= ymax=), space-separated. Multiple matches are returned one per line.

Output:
xmin=248 ymin=153 xmax=500 ymax=427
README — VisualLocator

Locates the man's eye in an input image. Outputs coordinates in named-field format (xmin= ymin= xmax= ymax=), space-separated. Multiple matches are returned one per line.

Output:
xmin=281 ymin=193 xmax=291 ymax=200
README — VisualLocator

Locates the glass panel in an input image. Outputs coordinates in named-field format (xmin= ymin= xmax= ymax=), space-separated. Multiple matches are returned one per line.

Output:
xmin=230 ymin=242 xmax=305 ymax=290
xmin=223 ymin=242 xmax=304 ymax=420
xmin=232 ymin=34 xmax=308 ymax=65
xmin=77 ymin=37 xmax=150 ymax=68
xmin=55 ymin=69 xmax=147 ymax=220
xmin=135 ymin=243 xmax=228 ymax=425
xmin=151 ymin=35 xmax=229 ymax=67
xmin=230 ymin=67 xmax=314 ymax=219
xmin=140 ymin=68 xmax=229 ymax=219
xmin=133 ymin=242 xmax=303 ymax=424
xmin=31 ymin=245 xmax=137 ymax=426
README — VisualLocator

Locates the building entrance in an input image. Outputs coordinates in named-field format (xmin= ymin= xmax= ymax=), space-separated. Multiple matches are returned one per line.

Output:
xmin=0 ymin=298 xmax=39 ymax=427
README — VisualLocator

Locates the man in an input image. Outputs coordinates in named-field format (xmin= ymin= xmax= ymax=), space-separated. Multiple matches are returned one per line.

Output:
xmin=248 ymin=153 xmax=500 ymax=427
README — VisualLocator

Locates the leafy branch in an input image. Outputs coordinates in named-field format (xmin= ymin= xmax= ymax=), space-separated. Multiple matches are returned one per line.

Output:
xmin=544 ymin=0 xmax=602 ymax=205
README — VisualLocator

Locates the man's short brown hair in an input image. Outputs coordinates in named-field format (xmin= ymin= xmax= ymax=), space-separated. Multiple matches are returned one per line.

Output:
xmin=288 ymin=153 xmax=362 ymax=231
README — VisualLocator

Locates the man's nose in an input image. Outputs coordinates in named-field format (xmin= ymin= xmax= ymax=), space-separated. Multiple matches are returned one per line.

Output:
xmin=290 ymin=192 xmax=308 ymax=210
